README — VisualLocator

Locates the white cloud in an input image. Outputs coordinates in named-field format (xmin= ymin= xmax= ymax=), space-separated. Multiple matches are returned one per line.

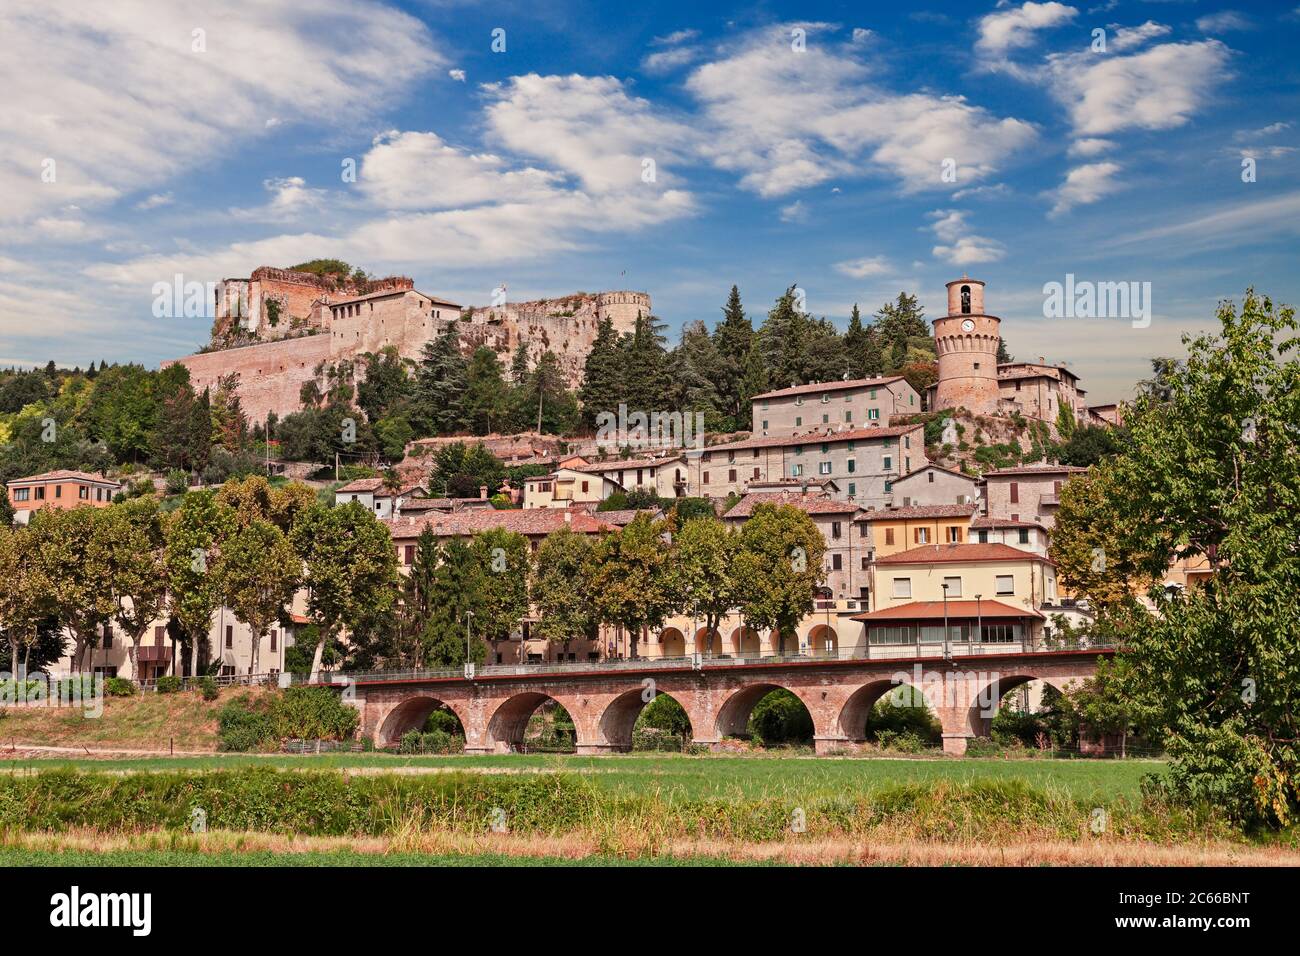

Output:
xmin=928 ymin=209 xmax=1006 ymax=264
xmin=779 ymin=200 xmax=809 ymax=223
xmin=685 ymin=25 xmax=1036 ymax=196
xmin=652 ymin=29 xmax=700 ymax=46
xmin=449 ymin=69 xmax=467 ymax=82
xmin=135 ymin=193 xmax=174 ymax=210
xmin=642 ymin=46 xmax=703 ymax=74
xmin=975 ymin=2 xmax=1078 ymax=58
xmin=1049 ymin=161 xmax=1123 ymax=215
xmin=834 ymin=256 xmax=892 ymax=278
xmin=1044 ymin=39 xmax=1231 ymax=136
xmin=1196 ymin=11 xmax=1253 ymax=34
xmin=0 ymin=0 xmax=442 ymax=225
xmin=227 ymin=176 xmax=329 ymax=221
xmin=1069 ymin=137 xmax=1114 ymax=157
xmin=359 ymin=130 xmax=564 ymax=210
xmin=1107 ymin=21 xmax=1171 ymax=52
xmin=484 ymin=74 xmax=697 ymax=194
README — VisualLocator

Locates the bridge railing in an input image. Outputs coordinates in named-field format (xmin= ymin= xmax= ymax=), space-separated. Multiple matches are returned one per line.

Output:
xmin=289 ymin=640 xmax=1119 ymax=685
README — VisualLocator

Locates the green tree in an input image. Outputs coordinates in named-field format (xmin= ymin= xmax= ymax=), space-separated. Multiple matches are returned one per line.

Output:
xmin=463 ymin=347 xmax=509 ymax=435
xmin=733 ymin=504 xmax=826 ymax=654
xmin=530 ymin=527 xmax=599 ymax=644
xmin=673 ymin=516 xmax=740 ymax=656
xmin=165 ymin=489 xmax=237 ymax=676
xmin=101 ymin=498 xmax=170 ymax=679
xmin=471 ymin=528 xmax=530 ymax=643
xmin=426 ymin=538 xmax=488 ymax=665
xmin=412 ymin=326 xmax=468 ymax=435
xmin=0 ymin=525 xmax=54 ymax=677
xmin=430 ymin=442 xmax=504 ymax=498
xmin=219 ymin=519 xmax=300 ymax=675
xmin=713 ymin=286 xmax=755 ymax=429
xmin=589 ymin=514 xmax=679 ymax=658
xmin=579 ymin=316 xmax=625 ymax=428
xmin=29 ymin=506 xmax=115 ymax=671
xmin=291 ymin=501 xmax=398 ymax=678
xmin=1053 ymin=290 xmax=1300 ymax=827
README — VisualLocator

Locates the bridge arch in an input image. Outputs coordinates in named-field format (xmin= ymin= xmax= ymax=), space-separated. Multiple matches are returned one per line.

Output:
xmin=965 ymin=673 xmax=1065 ymax=738
xmin=837 ymin=679 xmax=908 ymax=740
xmin=487 ymin=692 xmax=578 ymax=753
xmin=376 ymin=696 xmax=468 ymax=749
xmin=598 ymin=687 xmax=695 ymax=752
xmin=714 ymin=682 xmax=816 ymax=742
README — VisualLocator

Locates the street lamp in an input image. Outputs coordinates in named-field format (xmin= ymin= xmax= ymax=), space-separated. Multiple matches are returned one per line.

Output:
xmin=975 ymin=594 xmax=983 ymax=648
xmin=465 ymin=610 xmax=474 ymax=667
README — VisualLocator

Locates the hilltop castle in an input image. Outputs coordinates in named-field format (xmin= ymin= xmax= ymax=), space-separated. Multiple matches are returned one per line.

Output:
xmin=169 ymin=265 xmax=650 ymax=423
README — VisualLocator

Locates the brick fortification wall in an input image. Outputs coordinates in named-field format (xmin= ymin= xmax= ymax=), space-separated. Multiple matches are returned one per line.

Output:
xmin=167 ymin=334 xmax=332 ymax=424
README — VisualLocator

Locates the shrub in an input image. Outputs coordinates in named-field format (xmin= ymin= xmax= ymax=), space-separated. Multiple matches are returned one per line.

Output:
xmin=105 ymin=677 xmax=137 ymax=697
xmin=397 ymin=729 xmax=464 ymax=754
xmin=217 ymin=687 xmax=358 ymax=751
xmin=164 ymin=469 xmax=189 ymax=495
xmin=749 ymin=689 xmax=813 ymax=746
xmin=196 ymin=675 xmax=219 ymax=702
xmin=155 ymin=675 xmax=182 ymax=694
xmin=217 ymin=696 xmax=276 ymax=752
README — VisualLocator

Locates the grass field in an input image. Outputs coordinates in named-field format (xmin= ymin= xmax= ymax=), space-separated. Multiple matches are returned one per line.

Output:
xmin=0 ymin=752 xmax=1160 ymax=802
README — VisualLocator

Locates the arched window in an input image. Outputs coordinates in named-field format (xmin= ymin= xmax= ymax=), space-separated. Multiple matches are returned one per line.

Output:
xmin=960 ymin=285 xmax=971 ymax=314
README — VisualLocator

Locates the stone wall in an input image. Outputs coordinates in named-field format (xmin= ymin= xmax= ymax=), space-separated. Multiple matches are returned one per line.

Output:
xmin=168 ymin=333 xmax=332 ymax=425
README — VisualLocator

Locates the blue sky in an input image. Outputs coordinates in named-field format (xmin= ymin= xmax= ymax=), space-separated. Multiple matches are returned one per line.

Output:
xmin=2 ymin=0 xmax=1298 ymax=404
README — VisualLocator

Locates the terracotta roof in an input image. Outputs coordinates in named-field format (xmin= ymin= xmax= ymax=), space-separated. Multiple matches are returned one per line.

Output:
xmin=874 ymin=542 xmax=1052 ymax=565
xmin=594 ymin=508 xmax=661 ymax=526
xmin=982 ymin=464 xmax=1087 ymax=477
xmin=398 ymin=497 xmax=454 ymax=511
xmin=335 ymin=477 xmax=385 ymax=494
xmin=751 ymin=376 xmax=903 ymax=401
xmin=7 ymin=470 xmax=120 ymax=487
xmin=574 ymin=455 xmax=682 ymax=473
xmin=855 ymin=503 xmax=977 ymax=522
xmin=894 ymin=463 xmax=975 ymax=482
xmin=971 ymin=516 xmax=1046 ymax=530
xmin=852 ymin=600 xmax=1042 ymax=622
xmin=705 ymin=423 xmax=922 ymax=454
xmin=384 ymin=508 xmax=613 ymax=539
xmin=724 ymin=492 xmax=860 ymax=518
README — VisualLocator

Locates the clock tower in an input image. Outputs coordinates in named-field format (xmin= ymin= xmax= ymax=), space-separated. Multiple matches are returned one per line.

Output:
xmin=932 ymin=276 xmax=1002 ymax=416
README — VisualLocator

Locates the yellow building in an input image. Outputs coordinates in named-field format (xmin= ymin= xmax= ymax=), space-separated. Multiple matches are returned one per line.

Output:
xmin=855 ymin=503 xmax=978 ymax=557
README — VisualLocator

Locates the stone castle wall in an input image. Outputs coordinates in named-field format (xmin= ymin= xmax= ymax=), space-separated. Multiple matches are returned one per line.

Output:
xmin=168 ymin=333 xmax=332 ymax=425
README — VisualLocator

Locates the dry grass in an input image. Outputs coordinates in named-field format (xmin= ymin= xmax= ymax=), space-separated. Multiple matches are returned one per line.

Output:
xmin=3 ymin=827 xmax=1295 ymax=866
xmin=0 ymin=686 xmax=273 ymax=752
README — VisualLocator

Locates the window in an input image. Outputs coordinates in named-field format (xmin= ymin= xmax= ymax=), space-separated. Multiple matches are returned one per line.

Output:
xmin=35 ymin=487 xmax=44 ymax=500
xmin=904 ymin=436 xmax=911 ymax=449
xmin=845 ymin=411 xmax=852 ymax=422
xmin=977 ymin=529 xmax=989 ymax=544
xmin=791 ymin=464 xmax=803 ymax=477
xmin=225 ymin=625 xmax=234 ymax=649
xmin=752 ymin=467 xmax=760 ymax=479
xmin=1009 ymin=482 xmax=1019 ymax=503
xmin=861 ymin=556 xmax=870 ymax=570
xmin=270 ymin=630 xmax=278 ymax=652
xmin=581 ymin=481 xmax=589 ymax=493
xmin=831 ymin=521 xmax=842 ymax=539
xmin=821 ymin=443 xmax=829 ymax=453
xmin=795 ymin=416 xmax=802 ymax=427
xmin=870 ymin=625 xmax=915 ymax=645
xmin=847 ymin=482 xmax=856 ymax=496
xmin=795 ymin=396 xmax=803 ymax=406
xmin=762 ymin=420 xmax=768 ymax=430
xmin=818 ymin=462 xmax=831 ymax=475
xmin=868 ymin=408 xmax=880 ymax=421
xmin=946 ymin=526 xmax=962 ymax=543
xmin=102 ymin=624 xmax=113 ymax=650
xmin=703 ymin=471 xmax=710 ymax=484
xmin=942 ymin=576 xmax=962 ymax=597
xmin=55 ymin=485 xmax=62 ymax=498
xmin=831 ymin=553 xmax=842 ymax=571
xmin=404 ymin=545 xmax=415 ymax=565
xmin=154 ymin=625 xmax=165 ymax=644
xmin=821 ymin=393 xmax=829 ymax=403
xmin=927 ymin=471 xmax=934 ymax=484
xmin=883 ymin=456 xmax=892 ymax=470
xmin=996 ymin=575 xmax=1015 ymax=595
xmin=795 ymin=445 xmax=804 ymax=455
xmin=821 ymin=414 xmax=828 ymax=424
xmin=79 ymin=485 xmax=88 ymax=499
xmin=884 ymin=528 xmax=894 ymax=546
xmin=884 ymin=480 xmax=893 ymax=493
xmin=892 ymin=578 xmax=912 ymax=599
xmin=914 ymin=527 xmax=929 ymax=544
xmin=847 ymin=459 xmax=856 ymax=473
xmin=13 ymin=488 xmax=28 ymax=501
xmin=1018 ymin=528 xmax=1030 ymax=544
xmin=728 ymin=469 xmax=737 ymax=482
xmin=869 ymin=389 xmax=877 ymax=399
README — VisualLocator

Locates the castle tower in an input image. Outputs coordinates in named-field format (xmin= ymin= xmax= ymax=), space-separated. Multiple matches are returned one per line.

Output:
xmin=932 ymin=276 xmax=1002 ymax=416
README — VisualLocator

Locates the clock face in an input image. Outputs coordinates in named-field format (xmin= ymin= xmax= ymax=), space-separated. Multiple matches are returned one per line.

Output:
xmin=961 ymin=319 xmax=975 ymax=332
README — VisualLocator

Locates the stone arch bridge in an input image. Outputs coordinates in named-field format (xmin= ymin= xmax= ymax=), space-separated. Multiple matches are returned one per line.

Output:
xmin=316 ymin=648 xmax=1113 ymax=756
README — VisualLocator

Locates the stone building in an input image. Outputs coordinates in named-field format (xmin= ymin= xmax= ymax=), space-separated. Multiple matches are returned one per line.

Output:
xmin=172 ymin=265 xmax=649 ymax=423
xmin=980 ymin=463 xmax=1087 ymax=530
xmin=887 ymin=463 xmax=980 ymax=508
xmin=750 ymin=376 xmax=920 ymax=436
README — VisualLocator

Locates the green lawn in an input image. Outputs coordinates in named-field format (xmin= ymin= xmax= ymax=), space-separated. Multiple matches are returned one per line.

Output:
xmin=0 ymin=752 xmax=1161 ymax=802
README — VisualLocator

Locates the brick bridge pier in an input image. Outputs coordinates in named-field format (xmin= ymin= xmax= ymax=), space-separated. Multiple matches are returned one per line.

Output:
xmin=325 ymin=648 xmax=1111 ymax=756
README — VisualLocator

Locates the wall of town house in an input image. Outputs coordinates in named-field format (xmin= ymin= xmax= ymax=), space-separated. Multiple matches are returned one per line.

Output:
xmin=871 ymin=560 xmax=1054 ymax=614
xmin=889 ymin=469 xmax=978 ymax=507
xmin=752 ymin=381 xmax=919 ymax=435
xmin=983 ymin=475 xmax=1067 ymax=528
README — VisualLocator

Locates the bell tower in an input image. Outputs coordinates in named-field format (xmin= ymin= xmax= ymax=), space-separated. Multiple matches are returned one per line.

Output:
xmin=932 ymin=276 xmax=1002 ymax=415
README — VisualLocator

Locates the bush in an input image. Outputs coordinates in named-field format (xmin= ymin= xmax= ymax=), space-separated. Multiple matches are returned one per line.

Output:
xmin=217 ymin=696 xmax=276 ymax=752
xmin=155 ymin=675 xmax=182 ymax=694
xmin=397 ymin=729 xmax=464 ymax=754
xmin=196 ymin=675 xmax=219 ymax=702
xmin=217 ymin=687 xmax=359 ymax=752
xmin=104 ymin=677 xmax=137 ymax=697
xmin=164 ymin=469 xmax=189 ymax=495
